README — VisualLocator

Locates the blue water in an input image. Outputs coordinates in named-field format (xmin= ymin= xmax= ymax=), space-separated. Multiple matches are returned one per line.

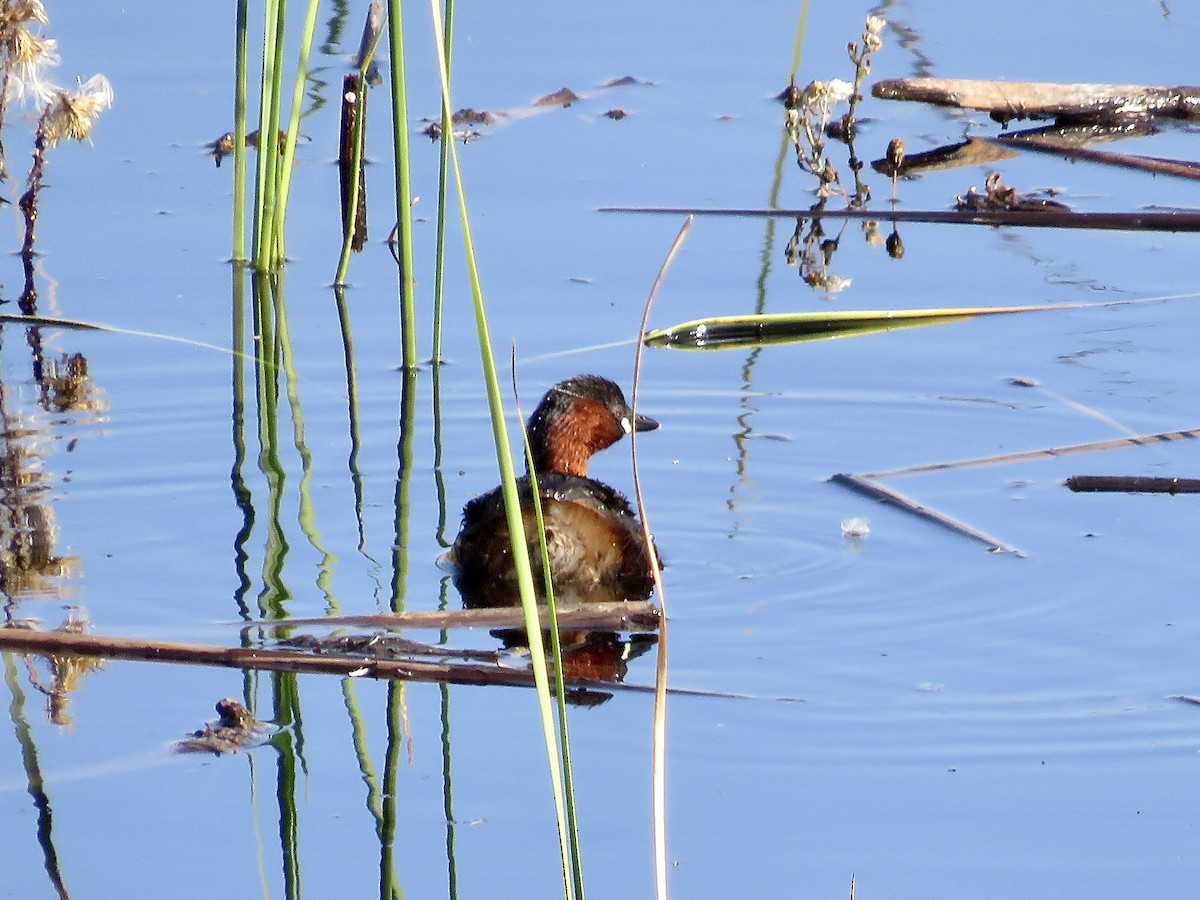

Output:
xmin=2 ymin=1 xmax=1199 ymax=898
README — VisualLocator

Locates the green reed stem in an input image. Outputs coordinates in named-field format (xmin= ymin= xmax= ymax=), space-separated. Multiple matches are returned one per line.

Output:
xmin=253 ymin=0 xmax=286 ymax=269
xmin=230 ymin=263 xmax=255 ymax=622
xmin=270 ymin=674 xmax=303 ymax=898
xmin=271 ymin=0 xmax=321 ymax=257
xmin=274 ymin=275 xmax=338 ymax=613
xmin=516 ymin=364 xmax=586 ymax=898
xmin=380 ymin=681 xmax=405 ymax=898
xmin=427 ymin=3 xmax=579 ymax=895
xmin=342 ymin=674 xmax=404 ymax=899
xmin=431 ymin=0 xmax=455 ymax=369
xmin=233 ymin=0 xmax=250 ymax=262
xmin=439 ymin=682 xmax=460 ymax=897
xmin=251 ymin=271 xmax=290 ymax=620
xmin=391 ymin=367 xmax=418 ymax=613
xmin=333 ymin=286 xmax=369 ymax=551
xmin=430 ymin=0 xmax=456 ymax=550
xmin=789 ymin=0 xmax=811 ymax=82
xmin=387 ymin=0 xmax=419 ymax=370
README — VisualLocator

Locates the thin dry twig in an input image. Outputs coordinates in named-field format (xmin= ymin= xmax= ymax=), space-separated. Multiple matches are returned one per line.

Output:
xmin=0 ymin=625 xmax=537 ymax=685
xmin=987 ymin=135 xmax=1200 ymax=181
xmin=629 ymin=214 xmax=692 ymax=900
xmin=241 ymin=602 xmax=662 ymax=634
xmin=862 ymin=426 xmax=1200 ymax=479
xmin=830 ymin=472 xmax=1024 ymax=556
xmin=0 ymin=622 xmax=765 ymax=701
xmin=830 ymin=426 xmax=1199 ymax=553
xmin=0 ymin=623 xmax=666 ymax=694
xmin=600 ymin=205 xmax=1200 ymax=234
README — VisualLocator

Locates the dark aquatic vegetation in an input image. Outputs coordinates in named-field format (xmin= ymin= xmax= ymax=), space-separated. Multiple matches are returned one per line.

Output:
xmin=956 ymin=171 xmax=1072 ymax=213
xmin=174 ymin=698 xmax=274 ymax=755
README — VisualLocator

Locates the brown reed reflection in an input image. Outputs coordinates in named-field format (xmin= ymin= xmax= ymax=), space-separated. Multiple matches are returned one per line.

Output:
xmin=12 ymin=607 xmax=102 ymax=726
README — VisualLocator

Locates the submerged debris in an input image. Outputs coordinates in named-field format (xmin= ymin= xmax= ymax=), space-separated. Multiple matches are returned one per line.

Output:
xmin=420 ymin=120 xmax=482 ymax=143
xmin=453 ymin=107 xmax=498 ymax=126
xmin=535 ymin=87 xmax=581 ymax=108
xmin=600 ymin=75 xmax=650 ymax=89
xmin=419 ymin=77 xmax=647 ymax=141
xmin=840 ymin=516 xmax=871 ymax=538
xmin=207 ymin=128 xmax=291 ymax=167
xmin=174 ymin=698 xmax=273 ymax=755
xmin=283 ymin=632 xmax=501 ymax=662
xmin=207 ymin=132 xmax=234 ymax=165
xmin=777 ymin=80 xmax=804 ymax=108
xmin=956 ymin=172 xmax=1070 ymax=213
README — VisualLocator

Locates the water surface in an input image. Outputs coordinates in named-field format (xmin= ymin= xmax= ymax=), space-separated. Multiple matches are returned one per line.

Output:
xmin=3 ymin=2 xmax=1199 ymax=898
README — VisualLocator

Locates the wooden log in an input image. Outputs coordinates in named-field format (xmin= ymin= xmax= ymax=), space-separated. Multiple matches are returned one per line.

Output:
xmin=1065 ymin=475 xmax=1200 ymax=494
xmin=872 ymin=78 xmax=1200 ymax=123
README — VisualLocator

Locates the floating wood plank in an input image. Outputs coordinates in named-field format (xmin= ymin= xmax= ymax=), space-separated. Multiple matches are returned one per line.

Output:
xmin=872 ymin=78 xmax=1200 ymax=123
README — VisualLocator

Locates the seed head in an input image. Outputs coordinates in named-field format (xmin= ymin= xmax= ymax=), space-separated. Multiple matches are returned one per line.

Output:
xmin=0 ymin=0 xmax=58 ymax=104
xmin=42 ymin=74 xmax=113 ymax=145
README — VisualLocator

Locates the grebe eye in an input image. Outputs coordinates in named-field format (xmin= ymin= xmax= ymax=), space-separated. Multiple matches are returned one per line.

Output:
xmin=620 ymin=417 xmax=634 ymax=434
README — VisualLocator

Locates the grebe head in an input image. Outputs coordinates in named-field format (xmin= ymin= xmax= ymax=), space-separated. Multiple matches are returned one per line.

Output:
xmin=527 ymin=374 xmax=658 ymax=478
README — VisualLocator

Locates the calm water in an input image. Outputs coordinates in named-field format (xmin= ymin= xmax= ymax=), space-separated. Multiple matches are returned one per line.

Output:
xmin=3 ymin=2 xmax=1200 ymax=898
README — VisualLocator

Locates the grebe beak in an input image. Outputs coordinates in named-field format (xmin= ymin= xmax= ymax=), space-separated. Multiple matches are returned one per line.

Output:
xmin=624 ymin=412 xmax=659 ymax=434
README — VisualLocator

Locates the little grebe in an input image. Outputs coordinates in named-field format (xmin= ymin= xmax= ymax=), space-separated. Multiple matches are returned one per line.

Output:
xmin=449 ymin=374 xmax=659 ymax=606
